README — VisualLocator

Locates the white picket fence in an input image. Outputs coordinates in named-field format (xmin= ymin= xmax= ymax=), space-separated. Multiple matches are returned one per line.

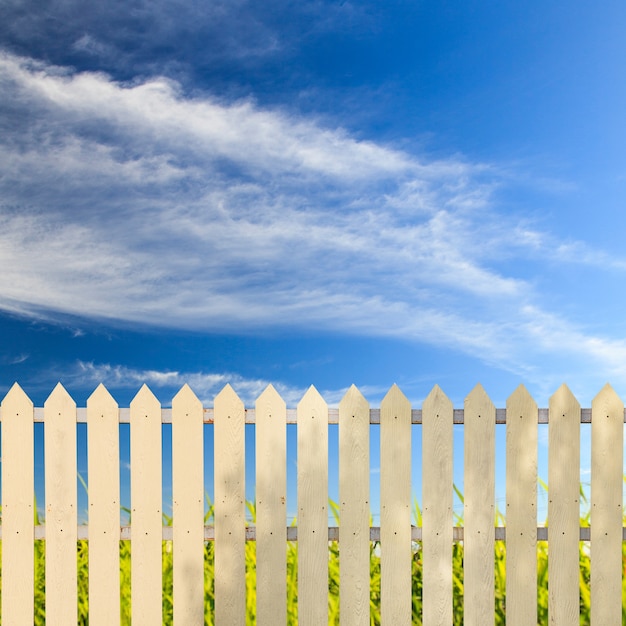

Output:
xmin=0 ymin=381 xmax=624 ymax=624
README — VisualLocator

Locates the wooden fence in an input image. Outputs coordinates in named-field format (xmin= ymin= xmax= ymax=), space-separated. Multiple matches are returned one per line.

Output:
xmin=0 ymin=381 xmax=624 ymax=624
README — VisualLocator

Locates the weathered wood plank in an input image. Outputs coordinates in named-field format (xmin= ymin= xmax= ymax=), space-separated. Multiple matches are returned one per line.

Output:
xmin=422 ymin=385 xmax=453 ymax=625
xmin=297 ymin=386 xmax=329 ymax=626
xmin=214 ymin=384 xmax=246 ymax=625
xmin=380 ymin=384 xmax=412 ymax=625
xmin=506 ymin=384 xmax=537 ymax=626
xmin=87 ymin=384 xmax=121 ymax=626
xmin=464 ymin=383 xmax=495 ymax=625
xmin=1 ymin=383 xmax=35 ymax=626
xmin=548 ymin=384 xmax=580 ymax=625
xmin=339 ymin=385 xmax=370 ymax=626
xmin=45 ymin=383 xmax=78 ymax=625
xmin=130 ymin=385 xmax=162 ymax=625
xmin=172 ymin=384 xmax=205 ymax=624
xmin=256 ymin=384 xmax=287 ymax=626
xmin=591 ymin=384 xmax=623 ymax=625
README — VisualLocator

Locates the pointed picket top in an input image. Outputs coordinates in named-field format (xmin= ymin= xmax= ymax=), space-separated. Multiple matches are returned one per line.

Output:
xmin=338 ymin=383 xmax=369 ymax=429
xmin=44 ymin=382 xmax=76 ymax=413
xmin=213 ymin=384 xmax=246 ymax=423
xmin=592 ymin=382 xmax=623 ymax=416
xmin=549 ymin=383 xmax=579 ymax=418
xmin=297 ymin=385 xmax=327 ymax=425
xmin=465 ymin=383 xmax=494 ymax=410
xmin=339 ymin=384 xmax=368 ymax=416
xmin=256 ymin=383 xmax=286 ymax=412
xmin=130 ymin=384 xmax=160 ymax=418
xmin=215 ymin=382 xmax=235 ymax=397
xmin=87 ymin=383 xmax=118 ymax=408
xmin=2 ymin=381 xmax=33 ymax=409
xmin=298 ymin=384 xmax=326 ymax=411
xmin=339 ymin=385 xmax=369 ymax=404
xmin=380 ymin=383 xmax=410 ymax=416
xmin=214 ymin=383 xmax=244 ymax=419
xmin=172 ymin=383 xmax=202 ymax=414
xmin=422 ymin=384 xmax=452 ymax=417
xmin=506 ymin=383 xmax=537 ymax=417
xmin=131 ymin=383 xmax=159 ymax=405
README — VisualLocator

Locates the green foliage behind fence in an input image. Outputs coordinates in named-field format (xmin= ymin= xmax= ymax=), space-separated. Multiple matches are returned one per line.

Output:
xmin=1 ymin=497 xmax=626 ymax=624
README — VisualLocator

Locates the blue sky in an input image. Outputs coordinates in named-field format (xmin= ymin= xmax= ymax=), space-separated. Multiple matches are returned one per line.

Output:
xmin=1 ymin=0 xmax=625 ymax=522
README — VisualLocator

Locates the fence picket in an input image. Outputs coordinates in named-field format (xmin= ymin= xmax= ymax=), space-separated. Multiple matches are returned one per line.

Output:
xmin=87 ymin=384 xmax=121 ymax=626
xmin=548 ymin=384 xmax=580 ymax=624
xmin=464 ymin=383 xmax=495 ymax=625
xmin=297 ymin=386 xmax=329 ymax=625
xmin=339 ymin=385 xmax=370 ymax=626
xmin=130 ymin=384 xmax=163 ymax=625
xmin=256 ymin=384 xmax=287 ymax=626
xmin=591 ymin=384 xmax=623 ymax=625
xmin=380 ymin=384 xmax=412 ymax=625
xmin=214 ymin=384 xmax=246 ymax=625
xmin=44 ymin=383 xmax=78 ymax=625
xmin=172 ymin=384 xmax=205 ymax=624
xmin=506 ymin=384 xmax=538 ymax=625
xmin=1 ymin=383 xmax=35 ymax=626
xmin=422 ymin=385 xmax=453 ymax=625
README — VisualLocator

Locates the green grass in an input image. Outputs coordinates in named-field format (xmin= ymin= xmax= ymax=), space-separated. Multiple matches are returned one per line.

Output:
xmin=1 ymin=490 xmax=626 ymax=624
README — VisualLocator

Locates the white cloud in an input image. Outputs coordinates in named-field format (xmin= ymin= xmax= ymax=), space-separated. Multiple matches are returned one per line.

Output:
xmin=4 ymin=353 xmax=30 ymax=365
xmin=69 ymin=361 xmax=334 ymax=406
xmin=2 ymin=52 xmax=626 ymax=392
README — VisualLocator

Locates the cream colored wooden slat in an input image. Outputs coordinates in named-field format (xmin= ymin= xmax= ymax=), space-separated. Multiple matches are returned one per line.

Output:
xmin=256 ymin=384 xmax=287 ymax=626
xmin=297 ymin=386 xmax=329 ymax=626
xmin=172 ymin=384 xmax=205 ymax=624
xmin=214 ymin=384 xmax=246 ymax=626
xmin=380 ymin=384 xmax=412 ymax=625
xmin=44 ymin=383 xmax=78 ymax=624
xmin=422 ymin=385 xmax=453 ymax=625
xmin=591 ymin=384 xmax=623 ymax=625
xmin=87 ymin=384 xmax=121 ymax=626
xmin=548 ymin=384 xmax=580 ymax=625
xmin=130 ymin=384 xmax=162 ymax=625
xmin=1 ymin=383 xmax=35 ymax=625
xmin=506 ymin=384 xmax=537 ymax=626
xmin=464 ymin=384 xmax=495 ymax=625
xmin=339 ymin=385 xmax=370 ymax=626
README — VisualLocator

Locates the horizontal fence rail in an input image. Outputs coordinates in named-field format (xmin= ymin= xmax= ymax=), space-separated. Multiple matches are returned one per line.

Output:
xmin=5 ymin=524 xmax=625 ymax=542
xmin=1 ymin=381 xmax=625 ymax=625
xmin=15 ymin=407 xmax=617 ymax=422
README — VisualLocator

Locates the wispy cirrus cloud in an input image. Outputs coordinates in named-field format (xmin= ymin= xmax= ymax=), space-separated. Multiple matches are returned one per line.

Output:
xmin=1 ymin=52 xmax=626 ymax=393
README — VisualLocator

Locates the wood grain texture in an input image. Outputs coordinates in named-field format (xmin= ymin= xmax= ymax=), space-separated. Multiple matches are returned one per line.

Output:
xmin=1 ymin=383 xmax=35 ymax=626
xmin=297 ymin=386 xmax=329 ymax=626
xmin=44 ymin=383 xmax=78 ymax=625
xmin=172 ymin=384 xmax=205 ymax=625
xmin=422 ymin=385 xmax=453 ymax=626
xmin=380 ymin=384 xmax=412 ymax=626
xmin=130 ymin=384 xmax=163 ymax=626
xmin=87 ymin=384 xmax=121 ymax=626
xmin=506 ymin=384 xmax=537 ymax=626
xmin=256 ymin=384 xmax=287 ymax=626
xmin=548 ymin=384 xmax=580 ymax=625
xmin=591 ymin=384 xmax=623 ymax=625
xmin=214 ymin=384 xmax=246 ymax=626
xmin=339 ymin=385 xmax=370 ymax=626
xmin=464 ymin=384 xmax=495 ymax=626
